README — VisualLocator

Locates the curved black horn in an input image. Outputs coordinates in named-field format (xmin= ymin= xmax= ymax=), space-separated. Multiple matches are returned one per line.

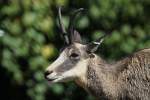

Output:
xmin=58 ymin=6 xmax=69 ymax=44
xmin=68 ymin=8 xmax=84 ymax=36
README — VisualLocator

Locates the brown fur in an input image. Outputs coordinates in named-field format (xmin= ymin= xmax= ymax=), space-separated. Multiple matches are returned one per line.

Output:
xmin=76 ymin=48 xmax=150 ymax=100
xmin=46 ymin=7 xmax=150 ymax=99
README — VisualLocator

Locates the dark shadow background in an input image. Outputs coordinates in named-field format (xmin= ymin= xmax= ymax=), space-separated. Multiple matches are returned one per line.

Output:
xmin=0 ymin=0 xmax=149 ymax=100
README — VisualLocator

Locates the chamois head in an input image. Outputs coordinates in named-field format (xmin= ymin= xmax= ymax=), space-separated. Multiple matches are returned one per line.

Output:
xmin=44 ymin=7 xmax=105 ymax=84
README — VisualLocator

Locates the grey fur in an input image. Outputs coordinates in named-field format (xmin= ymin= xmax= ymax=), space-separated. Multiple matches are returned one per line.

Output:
xmin=85 ymin=49 xmax=150 ymax=100
xmin=45 ymin=42 xmax=150 ymax=100
xmin=45 ymin=7 xmax=150 ymax=99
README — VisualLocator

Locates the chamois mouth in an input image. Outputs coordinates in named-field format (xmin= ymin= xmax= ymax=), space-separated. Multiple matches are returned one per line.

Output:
xmin=46 ymin=76 xmax=64 ymax=84
xmin=45 ymin=71 xmax=62 ymax=83
xmin=47 ymin=78 xmax=58 ymax=82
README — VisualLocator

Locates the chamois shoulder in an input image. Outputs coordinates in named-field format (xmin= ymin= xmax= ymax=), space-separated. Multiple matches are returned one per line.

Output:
xmin=119 ymin=48 xmax=150 ymax=64
xmin=136 ymin=48 xmax=150 ymax=53
xmin=109 ymin=48 xmax=150 ymax=76
xmin=130 ymin=48 xmax=150 ymax=64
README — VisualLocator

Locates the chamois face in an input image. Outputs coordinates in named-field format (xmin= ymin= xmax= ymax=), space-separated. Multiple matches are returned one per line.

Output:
xmin=45 ymin=43 xmax=90 ymax=84
xmin=44 ymin=7 xmax=105 ymax=84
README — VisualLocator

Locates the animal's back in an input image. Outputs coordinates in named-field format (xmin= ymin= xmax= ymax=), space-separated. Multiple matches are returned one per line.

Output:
xmin=119 ymin=48 xmax=150 ymax=100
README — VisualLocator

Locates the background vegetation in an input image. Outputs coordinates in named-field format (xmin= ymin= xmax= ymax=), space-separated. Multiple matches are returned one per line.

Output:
xmin=0 ymin=0 xmax=149 ymax=100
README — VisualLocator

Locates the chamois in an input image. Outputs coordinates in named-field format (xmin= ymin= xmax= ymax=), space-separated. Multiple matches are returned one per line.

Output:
xmin=44 ymin=7 xmax=150 ymax=100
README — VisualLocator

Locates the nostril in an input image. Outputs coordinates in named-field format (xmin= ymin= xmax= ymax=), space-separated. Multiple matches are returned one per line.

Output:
xmin=44 ymin=70 xmax=53 ymax=79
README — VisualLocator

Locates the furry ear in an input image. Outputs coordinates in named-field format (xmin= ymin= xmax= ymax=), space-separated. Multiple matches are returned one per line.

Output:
xmin=71 ymin=30 xmax=82 ymax=43
xmin=86 ymin=34 xmax=106 ymax=53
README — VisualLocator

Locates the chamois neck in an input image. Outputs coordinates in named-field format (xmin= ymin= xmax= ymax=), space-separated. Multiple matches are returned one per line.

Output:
xmin=75 ymin=54 xmax=127 ymax=99
xmin=78 ymin=54 xmax=126 ymax=99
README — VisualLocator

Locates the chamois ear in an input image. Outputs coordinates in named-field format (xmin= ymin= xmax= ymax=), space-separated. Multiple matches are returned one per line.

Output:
xmin=71 ymin=30 xmax=82 ymax=43
xmin=86 ymin=34 xmax=106 ymax=53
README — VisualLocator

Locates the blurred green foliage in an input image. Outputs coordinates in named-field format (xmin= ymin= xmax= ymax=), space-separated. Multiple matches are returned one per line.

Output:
xmin=0 ymin=0 xmax=149 ymax=100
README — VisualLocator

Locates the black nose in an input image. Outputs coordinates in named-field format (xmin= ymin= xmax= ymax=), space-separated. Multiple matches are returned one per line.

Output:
xmin=44 ymin=70 xmax=53 ymax=79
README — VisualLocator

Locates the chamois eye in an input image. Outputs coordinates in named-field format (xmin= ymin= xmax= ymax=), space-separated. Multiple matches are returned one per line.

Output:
xmin=70 ymin=53 xmax=79 ymax=59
